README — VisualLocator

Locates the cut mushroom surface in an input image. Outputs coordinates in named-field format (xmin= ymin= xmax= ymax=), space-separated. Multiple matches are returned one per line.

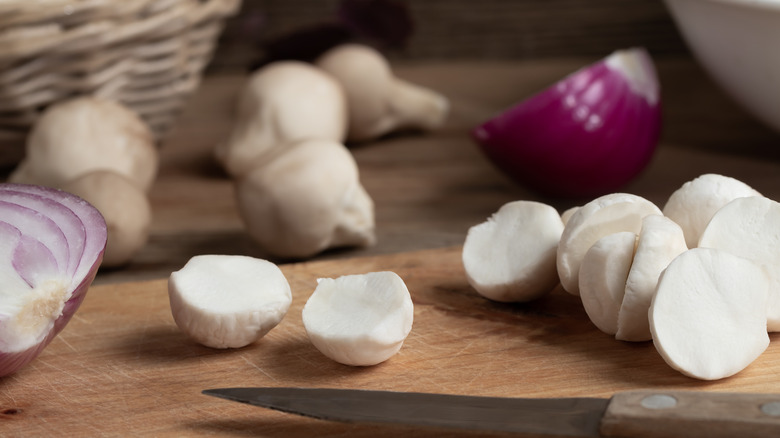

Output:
xmin=302 ymin=271 xmax=413 ymax=366
xmin=649 ymin=248 xmax=770 ymax=380
xmin=698 ymin=195 xmax=780 ymax=331
xmin=662 ymin=173 xmax=761 ymax=249
xmin=557 ymin=193 xmax=661 ymax=295
xmin=616 ymin=214 xmax=687 ymax=342
xmin=168 ymin=255 xmax=292 ymax=349
xmin=579 ymin=231 xmax=636 ymax=335
xmin=462 ymin=200 xmax=564 ymax=302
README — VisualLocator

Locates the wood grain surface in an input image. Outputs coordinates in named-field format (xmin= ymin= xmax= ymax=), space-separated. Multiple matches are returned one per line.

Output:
xmin=2 ymin=246 xmax=780 ymax=436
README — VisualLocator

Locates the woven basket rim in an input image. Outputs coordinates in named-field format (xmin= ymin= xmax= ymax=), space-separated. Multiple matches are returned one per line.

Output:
xmin=0 ymin=0 xmax=240 ymax=61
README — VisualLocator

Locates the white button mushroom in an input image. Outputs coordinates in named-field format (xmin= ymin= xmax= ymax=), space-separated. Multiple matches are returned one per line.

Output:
xmin=302 ymin=271 xmax=413 ymax=366
xmin=168 ymin=255 xmax=292 ymax=349
xmin=59 ymin=170 xmax=152 ymax=268
xmin=560 ymin=206 xmax=580 ymax=226
xmin=649 ymin=248 xmax=770 ymax=380
xmin=698 ymin=196 xmax=780 ymax=331
xmin=234 ymin=139 xmax=375 ymax=259
xmin=579 ymin=231 xmax=637 ymax=336
xmin=214 ymin=61 xmax=348 ymax=178
xmin=662 ymin=173 xmax=762 ymax=248
xmin=315 ymin=44 xmax=450 ymax=142
xmin=557 ymin=193 xmax=661 ymax=295
xmin=616 ymin=214 xmax=687 ymax=342
xmin=9 ymin=96 xmax=158 ymax=192
xmin=462 ymin=200 xmax=564 ymax=302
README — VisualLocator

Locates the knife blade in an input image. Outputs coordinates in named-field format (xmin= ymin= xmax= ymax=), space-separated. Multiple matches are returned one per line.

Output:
xmin=202 ymin=387 xmax=780 ymax=437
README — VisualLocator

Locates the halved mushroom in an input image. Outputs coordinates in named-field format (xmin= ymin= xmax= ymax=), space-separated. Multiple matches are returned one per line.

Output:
xmin=557 ymin=193 xmax=661 ymax=295
xmin=462 ymin=201 xmax=564 ymax=302
xmin=650 ymin=248 xmax=769 ymax=380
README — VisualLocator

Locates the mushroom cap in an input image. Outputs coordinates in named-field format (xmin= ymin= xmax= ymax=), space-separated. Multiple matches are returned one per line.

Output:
xmin=302 ymin=271 xmax=413 ymax=366
xmin=10 ymin=97 xmax=157 ymax=192
xmin=316 ymin=44 xmax=393 ymax=140
xmin=235 ymin=139 xmax=375 ymax=259
xmin=60 ymin=170 xmax=151 ymax=268
xmin=662 ymin=173 xmax=762 ymax=248
xmin=462 ymin=200 xmax=564 ymax=303
xmin=168 ymin=254 xmax=292 ymax=349
xmin=215 ymin=61 xmax=348 ymax=177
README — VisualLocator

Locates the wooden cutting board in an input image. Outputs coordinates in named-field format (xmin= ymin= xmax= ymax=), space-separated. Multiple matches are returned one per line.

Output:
xmin=1 ymin=246 xmax=779 ymax=436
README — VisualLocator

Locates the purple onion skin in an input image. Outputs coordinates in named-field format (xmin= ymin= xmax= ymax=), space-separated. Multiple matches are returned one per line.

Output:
xmin=0 ymin=184 xmax=106 ymax=378
xmin=473 ymin=52 xmax=662 ymax=199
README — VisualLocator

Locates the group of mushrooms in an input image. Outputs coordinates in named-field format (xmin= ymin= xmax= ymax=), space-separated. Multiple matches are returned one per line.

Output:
xmin=7 ymin=44 xmax=450 ymax=266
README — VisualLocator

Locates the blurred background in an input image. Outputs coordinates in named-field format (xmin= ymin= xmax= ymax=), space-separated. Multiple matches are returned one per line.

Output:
xmin=3 ymin=0 xmax=779 ymax=282
xmin=211 ymin=0 xmax=689 ymax=71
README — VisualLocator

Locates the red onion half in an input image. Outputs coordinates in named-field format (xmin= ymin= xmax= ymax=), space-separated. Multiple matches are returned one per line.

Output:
xmin=473 ymin=47 xmax=662 ymax=198
xmin=0 ymin=183 xmax=106 ymax=377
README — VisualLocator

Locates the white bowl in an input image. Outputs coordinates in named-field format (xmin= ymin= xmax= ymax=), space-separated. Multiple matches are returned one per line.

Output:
xmin=664 ymin=0 xmax=780 ymax=132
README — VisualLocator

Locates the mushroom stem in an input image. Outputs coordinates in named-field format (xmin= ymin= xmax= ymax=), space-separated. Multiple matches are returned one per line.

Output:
xmin=383 ymin=77 xmax=450 ymax=135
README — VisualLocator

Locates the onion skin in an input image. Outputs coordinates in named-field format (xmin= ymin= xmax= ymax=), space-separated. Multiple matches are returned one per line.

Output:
xmin=472 ymin=48 xmax=662 ymax=198
xmin=0 ymin=183 xmax=106 ymax=378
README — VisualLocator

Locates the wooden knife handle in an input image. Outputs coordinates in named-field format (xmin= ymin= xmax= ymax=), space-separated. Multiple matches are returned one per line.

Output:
xmin=600 ymin=390 xmax=780 ymax=438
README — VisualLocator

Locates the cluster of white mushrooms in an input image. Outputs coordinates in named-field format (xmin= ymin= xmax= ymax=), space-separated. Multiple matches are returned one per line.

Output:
xmin=462 ymin=173 xmax=778 ymax=380
xmin=183 ymin=43 xmax=448 ymax=365
xmin=167 ymin=44 xmax=440 ymax=364
xmin=8 ymin=43 xmax=449 ymax=266
xmin=217 ymin=43 xmax=449 ymax=259
xmin=8 ymin=97 xmax=157 ymax=268
xmin=7 ymin=43 xmax=445 ymax=367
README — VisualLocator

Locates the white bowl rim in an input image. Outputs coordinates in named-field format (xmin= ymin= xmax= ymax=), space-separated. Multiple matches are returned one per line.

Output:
xmin=667 ymin=0 xmax=780 ymax=12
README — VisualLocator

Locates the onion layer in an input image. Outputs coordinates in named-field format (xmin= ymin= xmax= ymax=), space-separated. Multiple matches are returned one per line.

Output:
xmin=0 ymin=183 xmax=106 ymax=377
xmin=473 ymin=47 xmax=662 ymax=198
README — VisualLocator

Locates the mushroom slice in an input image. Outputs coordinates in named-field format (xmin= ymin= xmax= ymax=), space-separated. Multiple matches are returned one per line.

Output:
xmin=462 ymin=200 xmax=564 ymax=303
xmin=168 ymin=255 xmax=292 ymax=349
xmin=662 ymin=173 xmax=761 ymax=248
xmin=579 ymin=231 xmax=637 ymax=335
xmin=557 ymin=193 xmax=661 ymax=295
xmin=616 ymin=214 xmax=687 ymax=342
xmin=9 ymin=97 xmax=158 ymax=192
xmin=698 ymin=196 xmax=780 ymax=331
xmin=649 ymin=248 xmax=769 ymax=380
xmin=302 ymin=271 xmax=413 ymax=366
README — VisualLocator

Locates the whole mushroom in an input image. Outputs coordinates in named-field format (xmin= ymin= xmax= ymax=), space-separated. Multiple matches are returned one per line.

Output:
xmin=60 ymin=170 xmax=152 ymax=268
xmin=234 ymin=138 xmax=375 ymax=259
xmin=9 ymin=96 xmax=158 ymax=192
xmin=315 ymin=44 xmax=450 ymax=142
xmin=9 ymin=96 xmax=158 ymax=267
xmin=214 ymin=61 xmax=348 ymax=177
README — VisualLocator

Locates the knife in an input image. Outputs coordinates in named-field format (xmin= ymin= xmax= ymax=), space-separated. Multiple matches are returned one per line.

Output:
xmin=202 ymin=387 xmax=780 ymax=437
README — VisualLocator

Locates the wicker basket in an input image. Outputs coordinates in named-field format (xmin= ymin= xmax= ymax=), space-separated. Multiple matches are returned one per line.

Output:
xmin=0 ymin=0 xmax=241 ymax=168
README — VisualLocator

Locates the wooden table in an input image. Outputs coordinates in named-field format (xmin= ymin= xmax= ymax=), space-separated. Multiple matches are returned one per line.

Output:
xmin=95 ymin=54 xmax=780 ymax=284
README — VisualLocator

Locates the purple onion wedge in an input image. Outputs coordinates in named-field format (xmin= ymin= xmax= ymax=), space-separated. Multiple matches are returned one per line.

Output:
xmin=0 ymin=183 xmax=106 ymax=377
xmin=473 ymin=47 xmax=662 ymax=199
